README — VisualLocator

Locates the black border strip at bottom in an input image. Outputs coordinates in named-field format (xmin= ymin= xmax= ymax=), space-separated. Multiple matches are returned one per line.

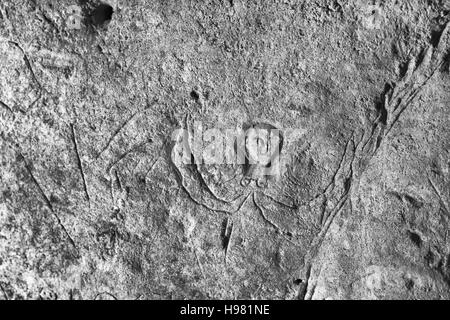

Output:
xmin=1 ymin=300 xmax=441 ymax=318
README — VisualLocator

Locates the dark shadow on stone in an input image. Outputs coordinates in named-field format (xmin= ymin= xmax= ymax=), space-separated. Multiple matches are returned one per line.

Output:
xmin=91 ymin=3 xmax=114 ymax=27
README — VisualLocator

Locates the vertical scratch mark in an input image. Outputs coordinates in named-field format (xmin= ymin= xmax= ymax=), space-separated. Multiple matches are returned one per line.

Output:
xmin=18 ymin=153 xmax=79 ymax=254
xmin=70 ymin=123 xmax=90 ymax=204
xmin=193 ymin=245 xmax=206 ymax=279
xmin=0 ymin=283 xmax=8 ymax=300
xmin=297 ymin=264 xmax=312 ymax=300
xmin=96 ymin=98 xmax=157 ymax=160
xmin=253 ymin=193 xmax=300 ymax=247
xmin=254 ymin=193 xmax=282 ymax=232
xmin=308 ymin=282 xmax=317 ymax=300
xmin=0 ymin=100 xmax=12 ymax=113
xmin=428 ymin=177 xmax=450 ymax=215
xmin=144 ymin=156 xmax=161 ymax=181
xmin=8 ymin=41 xmax=43 ymax=111
xmin=309 ymin=132 xmax=353 ymax=203
xmin=320 ymin=193 xmax=349 ymax=240
xmin=96 ymin=112 xmax=139 ymax=159
xmin=19 ymin=153 xmax=54 ymax=211
xmin=222 ymin=217 xmax=234 ymax=264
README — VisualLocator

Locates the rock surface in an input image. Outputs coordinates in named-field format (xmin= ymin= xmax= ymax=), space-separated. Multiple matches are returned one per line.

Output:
xmin=0 ymin=0 xmax=449 ymax=299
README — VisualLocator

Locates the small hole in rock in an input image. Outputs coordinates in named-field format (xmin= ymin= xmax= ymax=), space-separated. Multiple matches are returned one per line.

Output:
xmin=408 ymin=231 xmax=422 ymax=248
xmin=405 ymin=279 xmax=414 ymax=290
xmin=293 ymin=279 xmax=303 ymax=285
xmin=190 ymin=90 xmax=200 ymax=101
xmin=91 ymin=3 xmax=114 ymax=26
xmin=425 ymin=250 xmax=434 ymax=265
